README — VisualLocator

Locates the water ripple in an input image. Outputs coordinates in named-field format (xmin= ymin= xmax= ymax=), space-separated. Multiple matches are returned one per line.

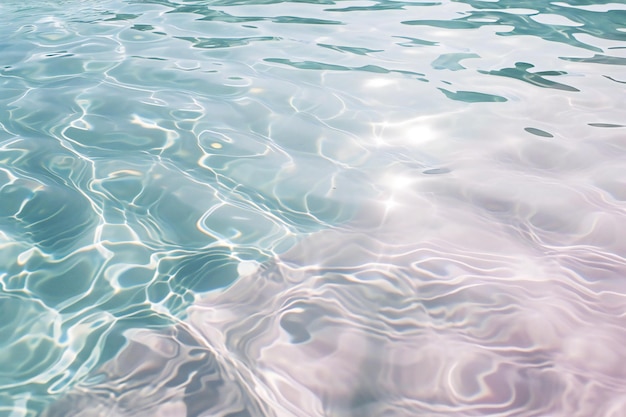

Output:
xmin=0 ymin=0 xmax=625 ymax=416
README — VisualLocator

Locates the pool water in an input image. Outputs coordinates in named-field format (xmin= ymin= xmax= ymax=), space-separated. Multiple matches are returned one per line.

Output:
xmin=1 ymin=1 xmax=625 ymax=416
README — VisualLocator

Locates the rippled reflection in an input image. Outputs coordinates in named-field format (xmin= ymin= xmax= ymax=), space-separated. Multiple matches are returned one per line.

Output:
xmin=0 ymin=0 xmax=625 ymax=416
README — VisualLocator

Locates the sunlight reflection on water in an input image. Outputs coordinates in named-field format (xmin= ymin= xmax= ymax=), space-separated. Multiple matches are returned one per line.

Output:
xmin=0 ymin=0 xmax=625 ymax=416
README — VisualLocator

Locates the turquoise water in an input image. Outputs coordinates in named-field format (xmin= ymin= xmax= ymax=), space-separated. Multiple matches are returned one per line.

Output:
xmin=1 ymin=1 xmax=625 ymax=416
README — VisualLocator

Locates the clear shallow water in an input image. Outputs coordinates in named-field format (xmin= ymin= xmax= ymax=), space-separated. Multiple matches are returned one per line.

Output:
xmin=0 ymin=0 xmax=625 ymax=416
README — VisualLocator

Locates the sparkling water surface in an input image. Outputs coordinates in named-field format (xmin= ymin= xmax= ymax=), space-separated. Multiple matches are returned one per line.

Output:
xmin=1 ymin=0 xmax=625 ymax=416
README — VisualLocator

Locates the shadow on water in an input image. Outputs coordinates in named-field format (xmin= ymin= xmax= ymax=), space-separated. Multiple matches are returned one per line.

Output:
xmin=40 ymin=325 xmax=270 ymax=417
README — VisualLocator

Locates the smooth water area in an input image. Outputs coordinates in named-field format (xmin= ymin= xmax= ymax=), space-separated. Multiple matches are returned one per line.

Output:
xmin=0 ymin=0 xmax=625 ymax=416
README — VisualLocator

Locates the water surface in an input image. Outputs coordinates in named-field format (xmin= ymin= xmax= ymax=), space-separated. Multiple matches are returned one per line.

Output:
xmin=0 ymin=0 xmax=625 ymax=416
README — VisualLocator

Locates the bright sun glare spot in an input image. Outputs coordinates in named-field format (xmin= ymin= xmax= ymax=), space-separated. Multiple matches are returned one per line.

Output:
xmin=131 ymin=114 xmax=158 ymax=129
xmin=405 ymin=124 xmax=436 ymax=145
xmin=365 ymin=78 xmax=396 ymax=88
xmin=237 ymin=260 xmax=259 ymax=277
xmin=379 ymin=172 xmax=415 ymax=193
xmin=17 ymin=248 xmax=36 ymax=266
xmin=383 ymin=197 xmax=398 ymax=211
xmin=131 ymin=114 xmax=180 ymax=146
xmin=370 ymin=119 xmax=437 ymax=148
xmin=389 ymin=174 xmax=413 ymax=191
xmin=109 ymin=169 xmax=142 ymax=178
xmin=71 ymin=118 xmax=93 ymax=130
xmin=372 ymin=134 xmax=387 ymax=147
